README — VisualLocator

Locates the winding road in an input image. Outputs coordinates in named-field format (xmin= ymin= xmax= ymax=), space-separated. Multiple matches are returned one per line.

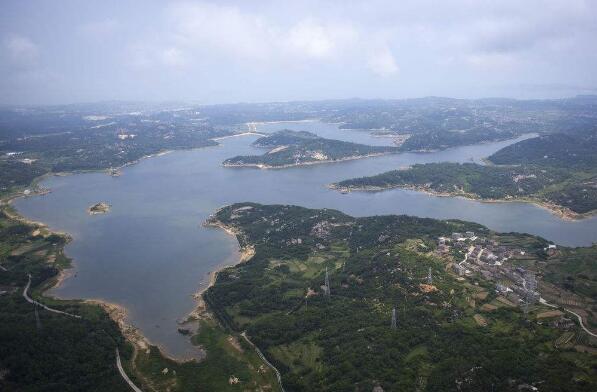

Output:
xmin=116 ymin=348 xmax=143 ymax=392
xmin=539 ymin=298 xmax=597 ymax=338
xmin=241 ymin=332 xmax=285 ymax=392
xmin=24 ymin=274 xmax=144 ymax=390
xmin=23 ymin=274 xmax=81 ymax=318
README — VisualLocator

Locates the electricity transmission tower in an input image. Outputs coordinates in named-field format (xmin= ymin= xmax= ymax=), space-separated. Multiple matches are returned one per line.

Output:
xmin=324 ymin=267 xmax=330 ymax=297
xmin=427 ymin=267 xmax=433 ymax=285
xmin=391 ymin=307 xmax=397 ymax=329
xmin=523 ymin=272 xmax=537 ymax=315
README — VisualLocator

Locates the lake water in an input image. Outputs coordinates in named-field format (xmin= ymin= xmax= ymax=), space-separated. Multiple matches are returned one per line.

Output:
xmin=13 ymin=121 xmax=597 ymax=359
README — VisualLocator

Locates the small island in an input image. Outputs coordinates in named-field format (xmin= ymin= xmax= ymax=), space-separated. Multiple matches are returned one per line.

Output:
xmin=87 ymin=202 xmax=111 ymax=215
xmin=222 ymin=130 xmax=399 ymax=168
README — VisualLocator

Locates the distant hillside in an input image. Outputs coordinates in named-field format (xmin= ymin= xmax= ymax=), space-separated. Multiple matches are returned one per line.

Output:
xmin=398 ymin=127 xmax=518 ymax=152
xmin=488 ymin=132 xmax=597 ymax=170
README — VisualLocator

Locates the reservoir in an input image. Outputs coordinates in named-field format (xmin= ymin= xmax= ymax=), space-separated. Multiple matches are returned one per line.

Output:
xmin=13 ymin=121 xmax=597 ymax=359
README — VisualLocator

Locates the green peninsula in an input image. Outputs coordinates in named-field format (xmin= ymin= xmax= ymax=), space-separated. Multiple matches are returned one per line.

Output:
xmin=204 ymin=202 xmax=597 ymax=391
xmin=223 ymin=130 xmax=399 ymax=168
xmin=332 ymin=131 xmax=597 ymax=218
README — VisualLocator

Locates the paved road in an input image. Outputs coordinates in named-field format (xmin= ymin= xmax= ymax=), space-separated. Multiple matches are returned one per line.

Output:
xmin=241 ymin=332 xmax=285 ymax=392
xmin=539 ymin=298 xmax=597 ymax=338
xmin=23 ymin=274 xmax=81 ymax=318
xmin=24 ymin=273 xmax=146 ymax=390
xmin=116 ymin=348 xmax=143 ymax=392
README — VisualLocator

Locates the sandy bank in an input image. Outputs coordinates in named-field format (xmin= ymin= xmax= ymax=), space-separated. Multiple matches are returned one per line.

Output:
xmin=330 ymin=183 xmax=595 ymax=221
xmin=184 ymin=217 xmax=255 ymax=322
xmin=223 ymin=151 xmax=396 ymax=170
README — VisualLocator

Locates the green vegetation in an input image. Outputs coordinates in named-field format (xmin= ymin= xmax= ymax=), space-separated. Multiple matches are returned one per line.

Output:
xmin=333 ymin=130 xmax=597 ymax=215
xmin=252 ymin=129 xmax=320 ymax=147
xmin=488 ymin=132 xmax=597 ymax=170
xmin=0 ymin=106 xmax=233 ymax=196
xmin=133 ymin=319 xmax=280 ymax=391
xmin=334 ymin=162 xmax=568 ymax=198
xmin=223 ymin=130 xmax=398 ymax=168
xmin=2 ymin=97 xmax=597 ymax=390
xmin=0 ymin=161 xmax=48 ymax=197
xmin=543 ymin=245 xmax=597 ymax=300
xmin=489 ymin=132 xmax=597 ymax=214
xmin=0 ymin=202 xmax=282 ymax=391
xmin=205 ymin=203 xmax=597 ymax=391
xmin=0 ymin=208 xmax=131 ymax=391
xmin=327 ymin=95 xmax=597 ymax=151
xmin=399 ymin=128 xmax=517 ymax=151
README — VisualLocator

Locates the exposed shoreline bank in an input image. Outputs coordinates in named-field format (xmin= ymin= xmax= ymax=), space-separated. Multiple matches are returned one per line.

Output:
xmin=0 ymin=137 xmax=245 ymax=363
xmin=211 ymin=131 xmax=265 ymax=140
xmin=223 ymin=151 xmax=396 ymax=169
xmin=183 ymin=215 xmax=255 ymax=323
xmin=329 ymin=183 xmax=596 ymax=221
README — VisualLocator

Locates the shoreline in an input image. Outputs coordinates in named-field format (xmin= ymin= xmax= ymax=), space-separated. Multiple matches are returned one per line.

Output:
xmin=249 ymin=119 xmax=319 ymax=126
xmin=85 ymin=299 xmax=151 ymax=352
xmin=86 ymin=297 xmax=203 ymax=364
xmin=0 ymin=138 xmax=242 ymax=364
xmin=222 ymin=151 xmax=396 ymax=169
xmin=1 ymin=194 xmax=72 ymax=238
xmin=182 ymin=215 xmax=255 ymax=323
xmin=329 ymin=183 xmax=595 ymax=221
xmin=6 ymin=130 xmax=248 ymax=197
xmin=211 ymin=131 xmax=265 ymax=140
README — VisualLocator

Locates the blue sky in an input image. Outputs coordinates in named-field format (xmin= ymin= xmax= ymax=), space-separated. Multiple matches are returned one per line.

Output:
xmin=2 ymin=0 xmax=597 ymax=104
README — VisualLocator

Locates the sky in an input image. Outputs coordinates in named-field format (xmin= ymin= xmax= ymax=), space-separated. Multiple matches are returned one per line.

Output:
xmin=1 ymin=0 xmax=597 ymax=105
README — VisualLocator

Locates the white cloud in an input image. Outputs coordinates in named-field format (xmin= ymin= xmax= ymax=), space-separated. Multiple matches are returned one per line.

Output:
xmin=168 ymin=3 xmax=274 ymax=61
xmin=3 ymin=34 xmax=39 ymax=68
xmin=368 ymin=48 xmax=399 ymax=77
xmin=4 ymin=0 xmax=597 ymax=103
xmin=137 ymin=3 xmax=364 ymax=70
xmin=160 ymin=47 xmax=187 ymax=68
xmin=286 ymin=19 xmax=357 ymax=59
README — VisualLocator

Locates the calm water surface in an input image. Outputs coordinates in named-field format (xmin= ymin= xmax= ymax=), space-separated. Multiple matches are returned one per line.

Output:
xmin=13 ymin=121 xmax=597 ymax=359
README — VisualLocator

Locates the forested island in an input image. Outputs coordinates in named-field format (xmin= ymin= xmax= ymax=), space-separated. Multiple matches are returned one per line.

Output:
xmin=333 ymin=131 xmax=597 ymax=217
xmin=204 ymin=202 xmax=597 ymax=391
xmin=223 ymin=130 xmax=399 ymax=168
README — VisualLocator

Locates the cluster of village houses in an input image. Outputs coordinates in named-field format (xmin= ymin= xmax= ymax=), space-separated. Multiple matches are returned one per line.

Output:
xmin=437 ymin=232 xmax=544 ymax=307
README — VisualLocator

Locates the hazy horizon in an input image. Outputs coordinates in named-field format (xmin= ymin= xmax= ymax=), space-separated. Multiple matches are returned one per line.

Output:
xmin=2 ymin=0 xmax=597 ymax=105
xmin=4 ymin=93 xmax=597 ymax=109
